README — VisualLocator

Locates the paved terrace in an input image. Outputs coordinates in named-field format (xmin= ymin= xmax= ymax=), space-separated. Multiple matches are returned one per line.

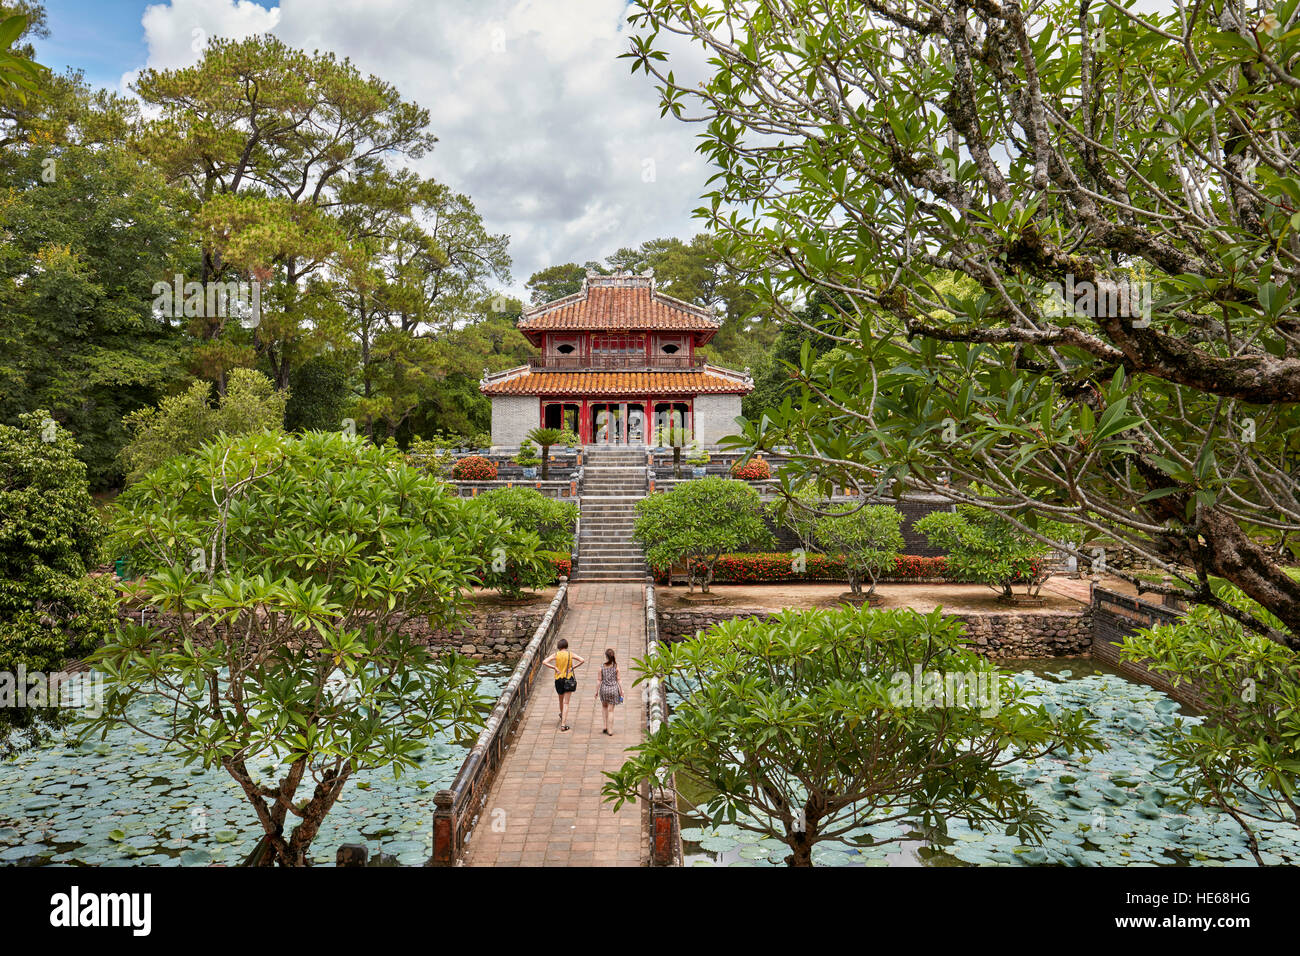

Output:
xmin=463 ymin=582 xmax=647 ymax=866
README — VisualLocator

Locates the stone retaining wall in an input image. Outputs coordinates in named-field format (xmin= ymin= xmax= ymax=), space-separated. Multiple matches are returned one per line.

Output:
xmin=116 ymin=601 xmax=548 ymax=662
xmin=418 ymin=605 xmax=550 ymax=660
xmin=657 ymin=604 xmax=1092 ymax=658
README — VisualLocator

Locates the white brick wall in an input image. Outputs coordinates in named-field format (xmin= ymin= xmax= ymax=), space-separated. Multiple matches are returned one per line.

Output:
xmin=693 ymin=394 xmax=744 ymax=446
xmin=489 ymin=395 xmax=538 ymax=448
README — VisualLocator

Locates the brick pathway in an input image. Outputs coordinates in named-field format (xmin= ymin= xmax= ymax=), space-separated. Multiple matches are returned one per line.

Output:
xmin=463 ymin=582 xmax=647 ymax=867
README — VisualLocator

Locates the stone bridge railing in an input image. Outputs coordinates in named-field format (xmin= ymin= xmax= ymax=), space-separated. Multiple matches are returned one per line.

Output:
xmin=1090 ymin=586 xmax=1203 ymax=709
xmin=643 ymin=576 xmax=681 ymax=866
xmin=429 ymin=580 xmax=569 ymax=865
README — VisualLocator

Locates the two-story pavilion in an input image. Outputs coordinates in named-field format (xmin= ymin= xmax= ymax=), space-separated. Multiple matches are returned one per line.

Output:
xmin=481 ymin=272 xmax=753 ymax=447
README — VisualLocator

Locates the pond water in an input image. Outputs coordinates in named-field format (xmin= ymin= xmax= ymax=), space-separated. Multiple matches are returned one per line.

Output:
xmin=0 ymin=661 xmax=514 ymax=867
xmin=678 ymin=658 xmax=1300 ymax=867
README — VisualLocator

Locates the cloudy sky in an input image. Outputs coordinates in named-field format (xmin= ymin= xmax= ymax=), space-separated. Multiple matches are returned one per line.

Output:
xmin=34 ymin=0 xmax=712 ymax=297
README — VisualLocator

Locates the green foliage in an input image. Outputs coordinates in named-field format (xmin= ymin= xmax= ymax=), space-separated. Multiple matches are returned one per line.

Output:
xmin=476 ymin=486 xmax=577 ymax=554
xmin=284 ymin=351 xmax=353 ymax=433
xmin=118 ymin=368 xmax=287 ymax=484
xmin=0 ymin=13 xmax=46 ymax=102
xmin=813 ymin=503 xmax=905 ymax=595
xmin=526 ymin=262 xmax=598 ymax=303
xmin=684 ymin=442 xmax=711 ymax=466
xmin=407 ymin=432 xmax=461 ymax=479
xmin=603 ymin=605 xmax=1104 ymax=865
xmin=87 ymin=430 xmax=503 ymax=865
xmin=0 ymin=106 xmax=192 ymax=487
xmin=512 ymin=440 xmax=541 ymax=469
xmin=765 ymin=482 xmax=823 ymax=553
xmin=0 ymin=411 xmax=116 ymax=729
xmin=628 ymin=0 xmax=1300 ymax=642
xmin=914 ymin=505 xmax=1063 ymax=599
xmin=633 ymin=478 xmax=772 ymax=592
xmin=1121 ymin=584 xmax=1300 ymax=864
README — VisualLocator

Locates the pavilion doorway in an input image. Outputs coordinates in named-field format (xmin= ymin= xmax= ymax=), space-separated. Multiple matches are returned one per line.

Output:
xmin=590 ymin=402 xmax=647 ymax=444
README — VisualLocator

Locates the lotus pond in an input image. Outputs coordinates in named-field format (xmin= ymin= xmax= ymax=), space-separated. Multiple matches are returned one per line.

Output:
xmin=679 ymin=659 xmax=1300 ymax=867
xmin=0 ymin=661 xmax=514 ymax=867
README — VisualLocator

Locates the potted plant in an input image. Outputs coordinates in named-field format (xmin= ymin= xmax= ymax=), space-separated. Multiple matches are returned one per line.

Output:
xmin=685 ymin=442 xmax=710 ymax=478
xmin=513 ymin=441 xmax=542 ymax=479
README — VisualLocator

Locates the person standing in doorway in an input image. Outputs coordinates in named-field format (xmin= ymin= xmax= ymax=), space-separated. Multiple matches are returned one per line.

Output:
xmin=595 ymin=648 xmax=624 ymax=736
xmin=543 ymin=638 xmax=584 ymax=731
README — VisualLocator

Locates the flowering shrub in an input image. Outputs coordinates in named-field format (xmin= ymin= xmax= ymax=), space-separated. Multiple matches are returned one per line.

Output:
xmin=654 ymin=552 xmax=952 ymax=584
xmin=730 ymin=457 xmax=772 ymax=480
xmin=452 ymin=455 xmax=498 ymax=481
xmin=540 ymin=550 xmax=572 ymax=582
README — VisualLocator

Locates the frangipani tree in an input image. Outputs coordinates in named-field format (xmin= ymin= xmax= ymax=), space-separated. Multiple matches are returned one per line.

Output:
xmin=915 ymin=505 xmax=1069 ymax=601
xmin=87 ymin=430 xmax=510 ymax=865
xmin=813 ymin=502 xmax=905 ymax=597
xmin=1122 ymin=583 xmax=1300 ymax=865
xmin=604 ymin=605 xmax=1104 ymax=865
xmin=625 ymin=0 xmax=1300 ymax=647
xmin=633 ymin=477 xmax=773 ymax=592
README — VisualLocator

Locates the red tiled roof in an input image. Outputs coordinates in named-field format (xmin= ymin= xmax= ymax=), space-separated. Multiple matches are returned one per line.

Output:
xmin=517 ymin=273 xmax=722 ymax=342
xmin=481 ymin=367 xmax=752 ymax=397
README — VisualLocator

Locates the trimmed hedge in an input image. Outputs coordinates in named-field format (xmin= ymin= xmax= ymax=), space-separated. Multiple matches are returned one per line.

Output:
xmin=652 ymin=551 xmax=952 ymax=584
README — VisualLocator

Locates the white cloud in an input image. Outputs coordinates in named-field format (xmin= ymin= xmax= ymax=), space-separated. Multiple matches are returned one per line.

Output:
xmin=125 ymin=0 xmax=713 ymax=296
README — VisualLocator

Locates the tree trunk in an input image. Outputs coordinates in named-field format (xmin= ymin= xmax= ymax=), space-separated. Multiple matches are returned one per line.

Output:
xmin=785 ymin=825 xmax=816 ymax=866
xmin=541 ymin=444 xmax=551 ymax=480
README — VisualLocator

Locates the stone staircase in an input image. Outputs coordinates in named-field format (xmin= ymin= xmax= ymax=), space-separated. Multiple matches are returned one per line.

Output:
xmin=572 ymin=446 xmax=648 ymax=582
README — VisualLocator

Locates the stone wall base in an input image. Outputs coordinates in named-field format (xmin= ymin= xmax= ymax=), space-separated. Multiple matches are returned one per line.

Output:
xmin=657 ymin=606 xmax=1092 ymax=658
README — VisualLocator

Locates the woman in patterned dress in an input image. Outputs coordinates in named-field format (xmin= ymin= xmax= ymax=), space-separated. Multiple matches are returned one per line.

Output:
xmin=595 ymin=648 xmax=624 ymax=736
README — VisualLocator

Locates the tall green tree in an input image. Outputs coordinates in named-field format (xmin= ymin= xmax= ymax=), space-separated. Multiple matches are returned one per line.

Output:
xmin=133 ymin=34 xmax=436 ymax=392
xmin=0 ymin=412 xmax=115 ymax=735
xmin=525 ymin=262 xmax=603 ymax=303
xmin=89 ymin=430 xmax=504 ymax=865
xmin=604 ymin=605 xmax=1104 ymax=865
xmin=627 ymin=0 xmax=1300 ymax=646
xmin=0 ymin=74 xmax=192 ymax=486
xmin=117 ymin=368 xmax=287 ymax=484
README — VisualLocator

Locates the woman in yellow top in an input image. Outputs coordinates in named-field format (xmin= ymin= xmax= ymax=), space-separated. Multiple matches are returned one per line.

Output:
xmin=543 ymin=638 xmax=585 ymax=732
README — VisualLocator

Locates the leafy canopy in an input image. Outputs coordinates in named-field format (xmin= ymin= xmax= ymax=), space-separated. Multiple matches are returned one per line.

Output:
xmin=88 ymin=430 xmax=502 ymax=865
xmin=117 ymin=367 xmax=287 ymax=485
xmin=604 ymin=604 xmax=1104 ymax=865
xmin=0 ymin=410 xmax=115 ymax=711
xmin=813 ymin=503 xmax=905 ymax=595
xmin=1122 ymin=580 xmax=1300 ymax=865
xmin=633 ymin=477 xmax=773 ymax=592
xmin=626 ymin=0 xmax=1300 ymax=646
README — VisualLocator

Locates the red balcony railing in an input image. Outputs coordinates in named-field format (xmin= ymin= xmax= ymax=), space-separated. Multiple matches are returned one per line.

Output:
xmin=529 ymin=354 xmax=703 ymax=371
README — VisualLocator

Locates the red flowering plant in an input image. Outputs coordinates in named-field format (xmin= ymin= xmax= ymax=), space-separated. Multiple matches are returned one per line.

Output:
xmin=730 ymin=457 xmax=772 ymax=480
xmin=682 ymin=552 xmax=953 ymax=584
xmin=451 ymin=455 xmax=498 ymax=481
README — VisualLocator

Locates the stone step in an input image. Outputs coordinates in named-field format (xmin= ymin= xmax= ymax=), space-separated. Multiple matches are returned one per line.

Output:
xmin=570 ymin=571 xmax=648 ymax=581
